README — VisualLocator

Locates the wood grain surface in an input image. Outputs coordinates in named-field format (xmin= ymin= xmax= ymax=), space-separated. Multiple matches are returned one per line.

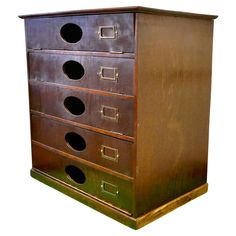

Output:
xmin=29 ymin=80 xmax=134 ymax=136
xmin=31 ymin=168 xmax=207 ymax=229
xmin=32 ymin=143 xmax=134 ymax=213
xmin=21 ymin=7 xmax=216 ymax=228
xmin=134 ymin=13 xmax=214 ymax=216
xmin=31 ymin=114 xmax=135 ymax=177
xmin=19 ymin=6 xmax=217 ymax=20
xmin=24 ymin=13 xmax=134 ymax=52
xmin=29 ymin=52 xmax=134 ymax=95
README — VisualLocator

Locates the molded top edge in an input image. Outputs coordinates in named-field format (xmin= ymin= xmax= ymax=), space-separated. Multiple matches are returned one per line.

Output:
xmin=19 ymin=6 xmax=218 ymax=20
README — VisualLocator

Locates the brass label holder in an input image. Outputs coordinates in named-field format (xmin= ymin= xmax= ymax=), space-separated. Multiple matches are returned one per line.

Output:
xmin=97 ymin=25 xmax=118 ymax=39
xmin=100 ymin=105 xmax=119 ymax=122
xmin=101 ymin=180 xmax=119 ymax=197
xmin=98 ymin=66 xmax=119 ymax=81
xmin=100 ymin=145 xmax=119 ymax=162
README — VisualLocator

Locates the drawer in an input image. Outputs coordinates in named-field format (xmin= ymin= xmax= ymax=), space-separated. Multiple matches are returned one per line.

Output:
xmin=25 ymin=14 xmax=134 ymax=52
xmin=31 ymin=115 xmax=134 ymax=176
xmin=29 ymin=52 xmax=134 ymax=95
xmin=29 ymin=82 xmax=134 ymax=136
xmin=32 ymin=143 xmax=133 ymax=214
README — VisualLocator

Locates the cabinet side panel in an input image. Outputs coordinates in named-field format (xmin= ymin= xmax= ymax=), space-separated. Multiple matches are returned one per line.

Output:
xmin=135 ymin=13 xmax=214 ymax=216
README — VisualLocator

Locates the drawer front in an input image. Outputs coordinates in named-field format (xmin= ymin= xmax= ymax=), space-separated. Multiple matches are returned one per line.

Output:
xmin=29 ymin=52 xmax=134 ymax=95
xmin=32 ymin=143 xmax=133 ymax=214
xmin=31 ymin=115 xmax=134 ymax=176
xmin=29 ymin=82 xmax=134 ymax=136
xmin=25 ymin=14 xmax=134 ymax=52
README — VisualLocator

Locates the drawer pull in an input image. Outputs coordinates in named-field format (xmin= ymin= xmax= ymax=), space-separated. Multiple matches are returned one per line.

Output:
xmin=101 ymin=181 xmax=119 ymax=197
xmin=97 ymin=66 xmax=118 ymax=81
xmin=64 ymin=96 xmax=85 ymax=116
xmin=101 ymin=145 xmax=119 ymax=162
xmin=65 ymin=165 xmax=86 ymax=184
xmin=100 ymin=105 xmax=119 ymax=122
xmin=60 ymin=23 xmax=83 ymax=43
xmin=63 ymin=60 xmax=84 ymax=80
xmin=97 ymin=25 xmax=118 ymax=39
xmin=65 ymin=132 xmax=86 ymax=151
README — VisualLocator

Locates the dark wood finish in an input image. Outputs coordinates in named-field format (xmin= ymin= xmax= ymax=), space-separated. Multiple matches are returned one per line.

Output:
xmin=136 ymin=183 xmax=208 ymax=228
xmin=31 ymin=114 xmax=134 ymax=176
xmin=29 ymin=52 xmax=134 ymax=95
xmin=29 ymin=80 xmax=134 ymax=136
xmin=31 ymin=168 xmax=208 ymax=229
xmin=31 ymin=110 xmax=134 ymax=142
xmin=21 ymin=7 xmax=216 ymax=229
xmin=27 ymin=49 xmax=135 ymax=59
xmin=19 ymin=6 xmax=217 ymax=20
xmin=33 ymin=140 xmax=134 ymax=182
xmin=32 ymin=143 xmax=134 ymax=213
xmin=134 ymin=13 xmax=214 ymax=216
xmin=24 ymin=13 xmax=134 ymax=53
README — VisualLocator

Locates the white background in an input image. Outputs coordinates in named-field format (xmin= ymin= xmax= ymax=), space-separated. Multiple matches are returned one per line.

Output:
xmin=0 ymin=0 xmax=235 ymax=235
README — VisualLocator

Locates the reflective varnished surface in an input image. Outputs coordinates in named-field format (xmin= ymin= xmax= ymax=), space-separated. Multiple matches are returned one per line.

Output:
xmin=21 ymin=6 xmax=216 ymax=229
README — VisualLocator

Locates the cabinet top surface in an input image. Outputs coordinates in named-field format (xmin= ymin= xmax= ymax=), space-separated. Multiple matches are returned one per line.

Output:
xmin=19 ymin=6 xmax=217 ymax=20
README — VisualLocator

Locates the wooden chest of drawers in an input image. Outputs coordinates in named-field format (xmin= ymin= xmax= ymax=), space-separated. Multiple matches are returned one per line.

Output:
xmin=20 ymin=6 xmax=217 ymax=229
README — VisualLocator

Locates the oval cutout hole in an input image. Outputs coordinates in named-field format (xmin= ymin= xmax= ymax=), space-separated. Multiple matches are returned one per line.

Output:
xmin=65 ymin=165 xmax=86 ymax=184
xmin=63 ymin=60 xmax=84 ymax=80
xmin=65 ymin=132 xmax=86 ymax=151
xmin=64 ymin=96 xmax=85 ymax=115
xmin=60 ymin=23 xmax=83 ymax=43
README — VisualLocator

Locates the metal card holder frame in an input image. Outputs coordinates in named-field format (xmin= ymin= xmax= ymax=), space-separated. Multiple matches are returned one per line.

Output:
xmin=97 ymin=25 xmax=118 ymax=39
xmin=101 ymin=180 xmax=119 ymax=197
xmin=98 ymin=66 xmax=119 ymax=82
xmin=100 ymin=105 xmax=119 ymax=122
xmin=100 ymin=145 xmax=119 ymax=162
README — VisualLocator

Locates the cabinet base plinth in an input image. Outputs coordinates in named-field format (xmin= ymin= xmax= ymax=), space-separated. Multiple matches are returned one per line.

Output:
xmin=31 ymin=168 xmax=208 ymax=229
